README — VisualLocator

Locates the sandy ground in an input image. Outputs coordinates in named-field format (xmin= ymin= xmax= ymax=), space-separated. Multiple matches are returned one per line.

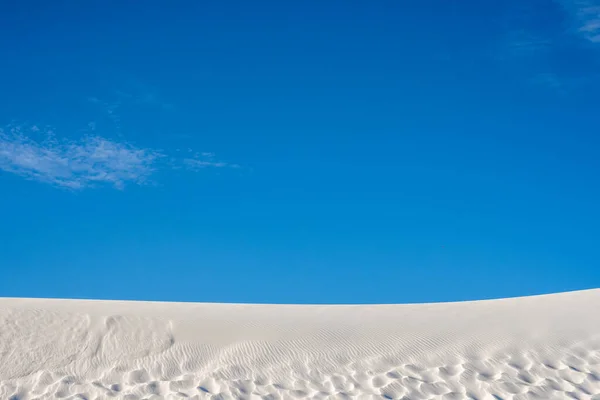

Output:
xmin=1 ymin=289 xmax=599 ymax=399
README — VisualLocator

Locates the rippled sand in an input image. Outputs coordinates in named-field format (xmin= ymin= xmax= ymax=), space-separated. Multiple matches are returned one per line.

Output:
xmin=1 ymin=290 xmax=599 ymax=399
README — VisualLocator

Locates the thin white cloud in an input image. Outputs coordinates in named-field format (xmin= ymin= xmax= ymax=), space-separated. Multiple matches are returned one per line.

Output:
xmin=0 ymin=123 xmax=240 ymax=190
xmin=183 ymin=152 xmax=238 ymax=170
xmin=561 ymin=0 xmax=600 ymax=43
xmin=2 ymin=89 xmax=239 ymax=189
xmin=0 ymin=124 xmax=163 ymax=189
xmin=496 ymin=1 xmax=600 ymax=90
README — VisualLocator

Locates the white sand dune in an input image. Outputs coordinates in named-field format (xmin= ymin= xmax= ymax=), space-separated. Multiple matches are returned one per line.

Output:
xmin=1 ymin=290 xmax=599 ymax=400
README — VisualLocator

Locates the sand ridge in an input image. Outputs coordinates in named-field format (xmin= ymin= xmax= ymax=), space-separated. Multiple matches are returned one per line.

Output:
xmin=1 ymin=289 xmax=599 ymax=399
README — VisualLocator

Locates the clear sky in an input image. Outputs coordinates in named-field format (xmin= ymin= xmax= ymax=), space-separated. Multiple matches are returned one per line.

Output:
xmin=1 ymin=0 xmax=599 ymax=304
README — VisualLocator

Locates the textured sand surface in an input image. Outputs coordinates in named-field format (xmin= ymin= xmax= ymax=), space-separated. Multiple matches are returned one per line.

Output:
xmin=1 ymin=289 xmax=600 ymax=400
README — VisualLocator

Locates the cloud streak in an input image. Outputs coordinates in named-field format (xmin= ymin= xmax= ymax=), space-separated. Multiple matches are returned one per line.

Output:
xmin=496 ymin=1 xmax=600 ymax=90
xmin=0 ymin=124 xmax=163 ymax=189
xmin=1 ymin=90 xmax=239 ymax=190
xmin=552 ymin=0 xmax=600 ymax=43
xmin=0 ymin=123 xmax=237 ymax=190
xmin=570 ymin=0 xmax=600 ymax=43
xmin=182 ymin=152 xmax=239 ymax=170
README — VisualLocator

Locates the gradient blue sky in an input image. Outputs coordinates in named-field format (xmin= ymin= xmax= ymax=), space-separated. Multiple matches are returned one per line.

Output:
xmin=1 ymin=0 xmax=599 ymax=304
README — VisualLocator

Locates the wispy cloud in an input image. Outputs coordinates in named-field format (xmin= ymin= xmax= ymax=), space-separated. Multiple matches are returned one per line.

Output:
xmin=496 ymin=1 xmax=600 ymax=90
xmin=182 ymin=152 xmax=239 ymax=170
xmin=0 ymin=123 xmax=239 ymax=190
xmin=1 ymin=87 xmax=239 ymax=190
xmin=568 ymin=0 xmax=600 ymax=43
xmin=507 ymin=1 xmax=600 ymax=48
xmin=0 ymin=124 xmax=163 ymax=189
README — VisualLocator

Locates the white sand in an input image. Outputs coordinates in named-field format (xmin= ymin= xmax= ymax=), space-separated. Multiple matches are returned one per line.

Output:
xmin=1 ymin=290 xmax=599 ymax=400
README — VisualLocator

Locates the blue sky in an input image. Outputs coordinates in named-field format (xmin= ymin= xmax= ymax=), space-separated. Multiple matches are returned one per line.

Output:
xmin=1 ymin=0 xmax=599 ymax=304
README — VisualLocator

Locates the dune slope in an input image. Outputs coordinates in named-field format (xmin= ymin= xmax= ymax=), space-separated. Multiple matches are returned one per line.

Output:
xmin=1 ymin=289 xmax=599 ymax=399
